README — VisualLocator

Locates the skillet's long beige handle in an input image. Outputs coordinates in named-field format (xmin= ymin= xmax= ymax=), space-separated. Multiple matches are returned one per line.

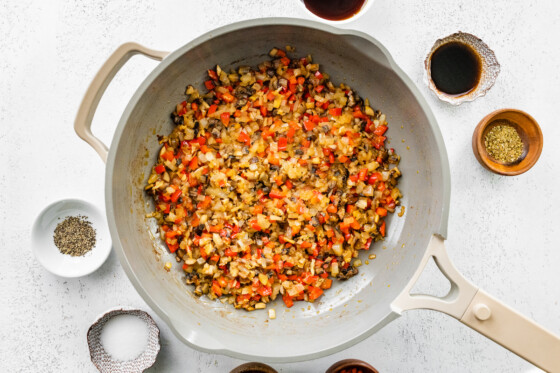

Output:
xmin=461 ymin=289 xmax=560 ymax=372
xmin=392 ymin=235 xmax=560 ymax=372
xmin=74 ymin=42 xmax=168 ymax=163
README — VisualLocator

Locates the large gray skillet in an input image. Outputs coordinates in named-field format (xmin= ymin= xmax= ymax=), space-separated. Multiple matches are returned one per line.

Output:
xmin=74 ymin=18 xmax=559 ymax=370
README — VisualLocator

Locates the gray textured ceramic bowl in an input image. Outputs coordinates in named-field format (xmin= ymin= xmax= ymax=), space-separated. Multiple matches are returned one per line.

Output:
xmin=87 ymin=308 xmax=160 ymax=372
xmin=424 ymin=32 xmax=500 ymax=105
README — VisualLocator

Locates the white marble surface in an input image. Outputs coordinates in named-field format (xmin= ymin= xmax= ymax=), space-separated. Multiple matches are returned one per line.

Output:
xmin=1 ymin=1 xmax=559 ymax=372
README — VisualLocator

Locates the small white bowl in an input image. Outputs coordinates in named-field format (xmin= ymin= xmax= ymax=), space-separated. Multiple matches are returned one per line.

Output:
xmin=32 ymin=198 xmax=111 ymax=277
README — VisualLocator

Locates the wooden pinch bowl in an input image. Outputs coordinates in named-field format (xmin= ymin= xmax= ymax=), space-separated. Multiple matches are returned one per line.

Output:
xmin=230 ymin=362 xmax=278 ymax=373
xmin=325 ymin=359 xmax=378 ymax=373
xmin=472 ymin=108 xmax=543 ymax=176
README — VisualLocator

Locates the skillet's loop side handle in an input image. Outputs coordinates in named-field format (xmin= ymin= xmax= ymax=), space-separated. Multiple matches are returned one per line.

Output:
xmin=393 ymin=235 xmax=560 ymax=372
xmin=391 ymin=235 xmax=479 ymax=319
xmin=74 ymin=42 xmax=169 ymax=163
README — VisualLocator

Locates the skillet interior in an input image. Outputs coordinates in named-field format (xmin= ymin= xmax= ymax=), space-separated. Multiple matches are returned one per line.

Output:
xmin=106 ymin=20 xmax=449 ymax=361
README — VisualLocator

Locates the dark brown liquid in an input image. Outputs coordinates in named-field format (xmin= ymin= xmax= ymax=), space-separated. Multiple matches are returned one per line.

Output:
xmin=303 ymin=0 xmax=366 ymax=21
xmin=430 ymin=42 xmax=481 ymax=95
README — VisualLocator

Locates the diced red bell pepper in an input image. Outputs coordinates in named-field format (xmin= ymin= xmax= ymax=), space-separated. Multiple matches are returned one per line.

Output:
xmin=266 ymin=91 xmax=275 ymax=101
xmin=220 ymin=112 xmax=230 ymax=126
xmin=167 ymin=243 xmax=179 ymax=253
xmin=358 ymin=168 xmax=368 ymax=181
xmin=155 ymin=164 xmax=165 ymax=174
xmin=189 ymin=156 xmax=198 ymax=170
xmin=353 ymin=111 xmax=368 ymax=120
xmin=327 ymin=204 xmax=337 ymax=213
xmin=302 ymin=273 xmax=318 ymax=285
xmin=261 ymin=126 xmax=275 ymax=139
xmin=237 ymin=294 xmax=251 ymax=304
xmin=338 ymin=155 xmax=349 ymax=163
xmin=374 ymin=125 xmax=388 ymax=136
xmin=308 ymin=286 xmax=323 ymax=300
xmin=303 ymin=121 xmax=316 ymax=131
xmin=217 ymin=276 xmax=228 ymax=288
xmin=372 ymin=135 xmax=386 ymax=150
xmin=282 ymin=293 xmax=294 ymax=308
xmin=207 ymin=69 xmax=218 ymax=80
xmin=192 ymin=137 xmax=206 ymax=146
xmin=238 ymin=131 xmax=251 ymax=146
xmin=204 ymin=80 xmax=215 ymax=90
xmin=208 ymin=104 xmax=218 ymax=116
xmin=253 ymin=204 xmax=264 ymax=214
xmin=376 ymin=207 xmax=388 ymax=217
xmin=257 ymin=286 xmax=272 ymax=297
xmin=222 ymin=92 xmax=235 ymax=103
xmin=368 ymin=172 xmax=381 ymax=185
xmin=287 ymin=127 xmax=296 ymax=138
xmin=379 ymin=220 xmax=386 ymax=237
xmin=212 ymin=281 xmax=222 ymax=297
xmin=321 ymin=279 xmax=333 ymax=289
xmin=224 ymin=248 xmax=237 ymax=257
xmin=315 ymin=85 xmax=324 ymax=93
xmin=161 ymin=151 xmax=174 ymax=162
xmin=284 ymin=179 xmax=293 ymax=190
xmin=278 ymin=137 xmax=288 ymax=151
xmin=314 ymin=71 xmax=323 ymax=79
xmin=289 ymin=82 xmax=297 ymax=93
xmin=170 ymin=190 xmax=182 ymax=203
xmin=328 ymin=107 xmax=342 ymax=116
xmin=269 ymin=190 xmax=285 ymax=199
xmin=197 ymin=195 xmax=212 ymax=209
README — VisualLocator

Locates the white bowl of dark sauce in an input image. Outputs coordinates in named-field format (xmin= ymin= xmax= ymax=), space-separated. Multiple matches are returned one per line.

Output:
xmin=299 ymin=0 xmax=374 ymax=24
xmin=425 ymin=32 xmax=500 ymax=105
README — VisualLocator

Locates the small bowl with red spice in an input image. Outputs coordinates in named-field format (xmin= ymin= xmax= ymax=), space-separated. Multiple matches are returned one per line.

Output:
xmin=31 ymin=198 xmax=112 ymax=277
xmin=472 ymin=109 xmax=543 ymax=176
